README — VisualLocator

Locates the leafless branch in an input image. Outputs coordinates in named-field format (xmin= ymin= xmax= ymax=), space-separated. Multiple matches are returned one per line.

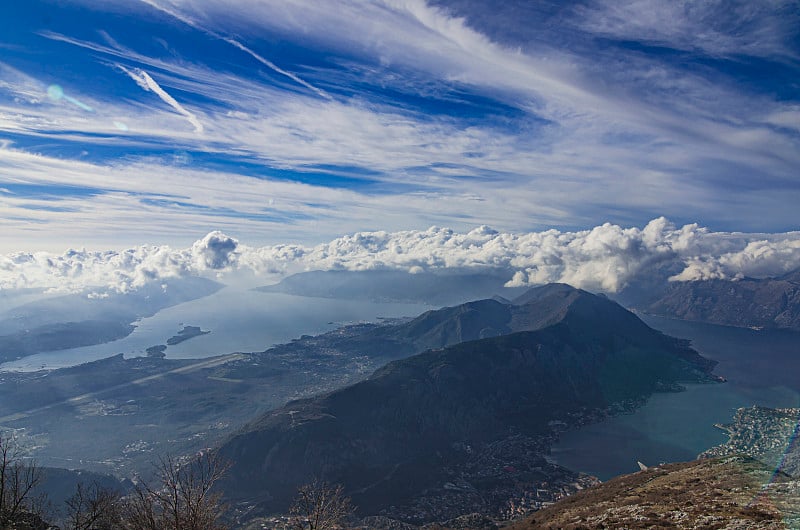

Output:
xmin=120 ymin=451 xmax=230 ymax=530
xmin=0 ymin=432 xmax=45 ymax=527
xmin=289 ymin=479 xmax=353 ymax=530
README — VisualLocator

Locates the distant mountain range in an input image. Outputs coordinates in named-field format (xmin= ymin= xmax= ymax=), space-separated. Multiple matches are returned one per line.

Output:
xmin=262 ymin=268 xmax=800 ymax=332
xmin=255 ymin=270 xmax=527 ymax=305
xmin=640 ymin=269 xmax=800 ymax=331
xmin=220 ymin=284 xmax=718 ymax=520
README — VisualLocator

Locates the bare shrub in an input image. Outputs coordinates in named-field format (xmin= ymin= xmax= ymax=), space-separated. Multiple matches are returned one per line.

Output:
xmin=289 ymin=479 xmax=353 ymax=530
xmin=121 ymin=452 xmax=230 ymax=530
xmin=0 ymin=432 xmax=46 ymax=528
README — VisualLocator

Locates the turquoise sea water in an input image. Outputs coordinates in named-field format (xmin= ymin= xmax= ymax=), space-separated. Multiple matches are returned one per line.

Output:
xmin=551 ymin=315 xmax=800 ymax=479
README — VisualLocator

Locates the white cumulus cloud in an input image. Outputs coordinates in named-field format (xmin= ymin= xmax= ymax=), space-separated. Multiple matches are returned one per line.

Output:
xmin=3 ymin=218 xmax=800 ymax=294
xmin=191 ymin=231 xmax=239 ymax=270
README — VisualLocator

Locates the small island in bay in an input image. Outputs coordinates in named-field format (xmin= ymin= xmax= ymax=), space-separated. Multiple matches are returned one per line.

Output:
xmin=166 ymin=325 xmax=210 ymax=346
xmin=145 ymin=344 xmax=167 ymax=358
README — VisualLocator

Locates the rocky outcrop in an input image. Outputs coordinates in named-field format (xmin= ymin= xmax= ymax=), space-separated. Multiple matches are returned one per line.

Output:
xmin=509 ymin=455 xmax=800 ymax=529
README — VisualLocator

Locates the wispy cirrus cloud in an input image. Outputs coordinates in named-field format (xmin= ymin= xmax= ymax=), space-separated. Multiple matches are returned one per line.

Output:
xmin=570 ymin=0 xmax=800 ymax=60
xmin=0 ymin=0 xmax=797 ymax=254
xmin=221 ymin=37 xmax=332 ymax=100
xmin=137 ymin=0 xmax=331 ymax=99
xmin=118 ymin=65 xmax=204 ymax=133
xmin=31 ymin=4 xmax=796 ymax=180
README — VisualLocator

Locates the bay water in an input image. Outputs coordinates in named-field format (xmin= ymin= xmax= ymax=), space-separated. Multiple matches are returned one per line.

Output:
xmin=550 ymin=315 xmax=800 ymax=479
xmin=0 ymin=287 xmax=431 ymax=371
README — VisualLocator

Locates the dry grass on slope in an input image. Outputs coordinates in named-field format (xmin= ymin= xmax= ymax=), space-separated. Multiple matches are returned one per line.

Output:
xmin=506 ymin=456 xmax=800 ymax=529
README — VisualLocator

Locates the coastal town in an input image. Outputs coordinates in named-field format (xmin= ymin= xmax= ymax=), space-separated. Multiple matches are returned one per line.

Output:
xmin=702 ymin=406 xmax=800 ymax=477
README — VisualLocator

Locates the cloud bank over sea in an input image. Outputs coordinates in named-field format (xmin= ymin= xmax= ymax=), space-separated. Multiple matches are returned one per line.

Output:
xmin=3 ymin=218 xmax=798 ymax=294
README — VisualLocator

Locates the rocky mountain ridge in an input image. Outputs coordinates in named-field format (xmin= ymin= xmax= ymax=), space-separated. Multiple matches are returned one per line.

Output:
xmin=641 ymin=269 xmax=800 ymax=331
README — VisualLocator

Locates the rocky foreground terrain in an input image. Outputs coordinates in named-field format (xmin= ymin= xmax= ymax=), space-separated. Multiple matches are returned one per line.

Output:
xmin=503 ymin=406 xmax=800 ymax=530
xmin=508 ymin=455 xmax=800 ymax=529
xmin=245 ymin=455 xmax=800 ymax=529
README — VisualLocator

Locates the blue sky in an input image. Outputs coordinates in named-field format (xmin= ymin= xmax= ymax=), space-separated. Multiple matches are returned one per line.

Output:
xmin=1 ymin=0 xmax=799 ymax=254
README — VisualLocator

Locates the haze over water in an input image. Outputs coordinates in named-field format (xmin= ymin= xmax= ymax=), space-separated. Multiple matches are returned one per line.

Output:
xmin=0 ymin=288 xmax=431 ymax=371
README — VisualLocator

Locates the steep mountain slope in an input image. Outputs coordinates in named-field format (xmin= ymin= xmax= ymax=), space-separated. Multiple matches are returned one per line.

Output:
xmin=643 ymin=271 xmax=800 ymax=330
xmin=338 ymin=283 xmax=679 ymax=360
xmin=219 ymin=285 xmax=717 ymax=519
xmin=272 ymin=283 xmax=639 ymax=364
xmin=383 ymin=298 xmax=513 ymax=345
xmin=509 ymin=456 xmax=800 ymax=529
